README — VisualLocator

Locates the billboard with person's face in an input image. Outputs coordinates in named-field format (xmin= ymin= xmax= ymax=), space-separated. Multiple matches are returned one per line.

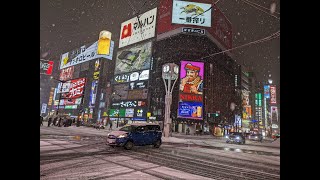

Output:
xmin=178 ymin=60 xmax=204 ymax=120
xmin=179 ymin=61 xmax=204 ymax=95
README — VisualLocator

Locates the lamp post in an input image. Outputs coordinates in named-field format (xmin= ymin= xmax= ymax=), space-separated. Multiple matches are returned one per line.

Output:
xmin=162 ymin=63 xmax=179 ymax=138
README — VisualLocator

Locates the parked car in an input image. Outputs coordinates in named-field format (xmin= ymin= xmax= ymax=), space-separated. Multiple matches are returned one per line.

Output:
xmin=248 ymin=133 xmax=263 ymax=142
xmin=106 ymin=123 xmax=162 ymax=150
xmin=225 ymin=132 xmax=246 ymax=144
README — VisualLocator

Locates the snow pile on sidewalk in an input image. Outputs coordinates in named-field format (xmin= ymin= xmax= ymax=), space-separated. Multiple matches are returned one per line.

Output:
xmin=162 ymin=137 xmax=188 ymax=143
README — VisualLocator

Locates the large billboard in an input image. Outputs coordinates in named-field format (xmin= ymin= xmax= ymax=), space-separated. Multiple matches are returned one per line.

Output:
xmin=60 ymin=41 xmax=114 ymax=69
xmin=270 ymin=86 xmax=277 ymax=104
xmin=179 ymin=61 xmax=204 ymax=95
xmin=119 ymin=8 xmax=157 ymax=48
xmin=115 ymin=41 xmax=152 ymax=74
xmin=178 ymin=101 xmax=203 ymax=119
xmin=178 ymin=60 xmax=204 ymax=120
xmin=157 ymin=0 xmax=232 ymax=50
xmin=61 ymin=78 xmax=86 ymax=99
xmin=172 ymin=0 xmax=212 ymax=27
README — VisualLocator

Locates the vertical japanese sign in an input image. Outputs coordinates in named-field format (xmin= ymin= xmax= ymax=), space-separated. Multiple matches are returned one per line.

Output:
xmin=48 ymin=88 xmax=55 ymax=105
xmin=178 ymin=61 xmax=204 ymax=120
xmin=270 ymin=86 xmax=277 ymax=104
xmin=264 ymin=85 xmax=270 ymax=99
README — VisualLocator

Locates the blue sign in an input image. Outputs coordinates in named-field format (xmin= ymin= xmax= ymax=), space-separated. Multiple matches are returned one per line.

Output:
xmin=252 ymin=119 xmax=258 ymax=123
xmin=264 ymin=85 xmax=270 ymax=99
xmin=178 ymin=101 xmax=203 ymax=120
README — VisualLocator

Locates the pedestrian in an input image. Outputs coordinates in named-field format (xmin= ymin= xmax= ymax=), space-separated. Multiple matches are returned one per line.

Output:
xmin=53 ymin=117 xmax=58 ymax=126
xmin=40 ymin=116 xmax=43 ymax=126
xmin=48 ymin=117 xmax=52 ymax=127
xmin=186 ymin=127 xmax=190 ymax=135
xmin=109 ymin=121 xmax=113 ymax=130
xmin=58 ymin=117 xmax=62 ymax=127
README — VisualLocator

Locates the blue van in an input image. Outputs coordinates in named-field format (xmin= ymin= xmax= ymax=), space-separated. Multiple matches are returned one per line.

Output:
xmin=106 ymin=123 xmax=162 ymax=150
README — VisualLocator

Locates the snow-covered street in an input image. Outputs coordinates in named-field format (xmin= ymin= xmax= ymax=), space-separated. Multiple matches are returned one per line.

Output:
xmin=40 ymin=125 xmax=279 ymax=179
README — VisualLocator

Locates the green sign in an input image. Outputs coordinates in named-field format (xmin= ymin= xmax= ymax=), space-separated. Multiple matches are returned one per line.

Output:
xmin=109 ymin=109 xmax=125 ymax=117
xmin=65 ymin=105 xmax=77 ymax=109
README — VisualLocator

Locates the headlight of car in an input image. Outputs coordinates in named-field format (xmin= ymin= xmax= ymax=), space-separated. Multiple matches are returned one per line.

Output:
xmin=118 ymin=134 xmax=128 ymax=138
xmin=255 ymin=136 xmax=258 ymax=138
xmin=107 ymin=133 xmax=110 ymax=136
xmin=225 ymin=135 xmax=229 ymax=139
xmin=236 ymin=136 xmax=240 ymax=139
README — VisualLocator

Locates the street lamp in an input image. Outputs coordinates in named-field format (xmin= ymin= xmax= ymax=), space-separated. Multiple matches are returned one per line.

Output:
xmin=162 ymin=63 xmax=179 ymax=138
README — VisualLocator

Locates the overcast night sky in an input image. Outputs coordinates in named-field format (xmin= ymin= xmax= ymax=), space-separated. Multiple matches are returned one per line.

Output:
xmin=40 ymin=0 xmax=280 ymax=86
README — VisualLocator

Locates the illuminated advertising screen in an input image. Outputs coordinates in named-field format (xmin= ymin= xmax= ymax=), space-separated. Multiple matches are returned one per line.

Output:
xmin=109 ymin=109 xmax=126 ymax=117
xmin=178 ymin=60 xmax=204 ymax=120
xmin=157 ymin=0 xmax=232 ymax=49
xmin=125 ymin=108 xmax=135 ymax=117
xmin=114 ymin=70 xmax=149 ymax=84
xmin=65 ymin=105 xmax=78 ymax=110
xmin=270 ymin=86 xmax=277 ymax=104
xmin=63 ymin=98 xmax=82 ymax=105
xmin=133 ymin=108 xmax=147 ymax=120
xmin=60 ymin=41 xmax=114 ymax=69
xmin=111 ymin=100 xmax=147 ymax=108
xmin=59 ymin=66 xmax=74 ymax=81
xmin=48 ymin=88 xmax=54 ymax=105
xmin=129 ymin=81 xmax=148 ymax=90
xmin=93 ymin=59 xmax=101 ymax=80
xmin=178 ymin=101 xmax=203 ymax=120
xmin=179 ymin=61 xmax=204 ymax=94
xmin=264 ymin=85 xmax=270 ymax=99
xmin=62 ymin=78 xmax=86 ymax=99
xmin=242 ymin=105 xmax=252 ymax=119
xmin=119 ymin=8 xmax=157 ymax=48
xmin=242 ymin=90 xmax=249 ymax=106
xmin=115 ymin=41 xmax=152 ymax=74
xmin=172 ymin=0 xmax=212 ymax=27
xmin=89 ymin=80 xmax=98 ymax=106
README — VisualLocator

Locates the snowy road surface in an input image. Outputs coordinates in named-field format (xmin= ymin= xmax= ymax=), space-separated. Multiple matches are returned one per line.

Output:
xmin=40 ymin=125 xmax=279 ymax=180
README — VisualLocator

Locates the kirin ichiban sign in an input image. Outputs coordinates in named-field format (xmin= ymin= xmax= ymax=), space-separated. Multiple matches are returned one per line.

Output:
xmin=270 ymin=86 xmax=277 ymax=104
xmin=60 ymin=41 xmax=114 ymax=69
xmin=40 ymin=59 xmax=54 ymax=75
xmin=119 ymin=8 xmax=157 ymax=48
xmin=63 ymin=78 xmax=86 ymax=99
xmin=172 ymin=0 xmax=212 ymax=27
